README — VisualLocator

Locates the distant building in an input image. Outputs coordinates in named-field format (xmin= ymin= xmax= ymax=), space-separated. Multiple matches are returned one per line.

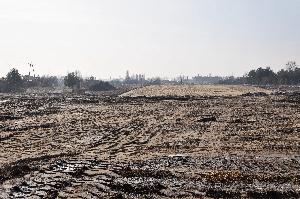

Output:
xmin=23 ymin=75 xmax=37 ymax=82
xmin=22 ymin=75 xmax=41 ymax=88
xmin=83 ymin=76 xmax=98 ymax=88
xmin=124 ymin=70 xmax=145 ymax=85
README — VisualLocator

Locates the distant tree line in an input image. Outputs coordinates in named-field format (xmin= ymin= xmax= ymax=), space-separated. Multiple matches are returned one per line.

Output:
xmin=0 ymin=68 xmax=116 ymax=93
xmin=63 ymin=71 xmax=116 ymax=92
xmin=1 ymin=61 xmax=298 ymax=93
xmin=0 ymin=68 xmax=61 ymax=92
xmin=192 ymin=75 xmax=223 ymax=84
xmin=220 ymin=61 xmax=300 ymax=85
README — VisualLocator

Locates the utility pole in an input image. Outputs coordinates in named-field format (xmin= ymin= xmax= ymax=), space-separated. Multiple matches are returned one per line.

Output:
xmin=28 ymin=62 xmax=35 ymax=77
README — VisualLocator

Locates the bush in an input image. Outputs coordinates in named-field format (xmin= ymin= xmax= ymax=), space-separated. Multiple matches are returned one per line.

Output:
xmin=88 ymin=81 xmax=115 ymax=91
xmin=40 ymin=76 xmax=58 ymax=87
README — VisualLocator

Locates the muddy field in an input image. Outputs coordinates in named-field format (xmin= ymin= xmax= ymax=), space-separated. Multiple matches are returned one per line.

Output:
xmin=0 ymin=85 xmax=300 ymax=198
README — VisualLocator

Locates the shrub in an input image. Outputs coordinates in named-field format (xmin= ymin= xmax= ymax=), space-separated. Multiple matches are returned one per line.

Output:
xmin=88 ymin=81 xmax=115 ymax=91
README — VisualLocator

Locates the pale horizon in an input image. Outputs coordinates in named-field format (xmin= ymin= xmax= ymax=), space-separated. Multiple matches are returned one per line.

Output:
xmin=0 ymin=0 xmax=299 ymax=79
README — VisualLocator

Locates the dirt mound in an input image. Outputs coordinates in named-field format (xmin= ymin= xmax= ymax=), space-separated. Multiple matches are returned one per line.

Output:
xmin=121 ymin=85 xmax=271 ymax=97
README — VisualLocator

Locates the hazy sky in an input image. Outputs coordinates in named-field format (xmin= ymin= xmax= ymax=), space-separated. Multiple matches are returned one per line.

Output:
xmin=0 ymin=0 xmax=299 ymax=79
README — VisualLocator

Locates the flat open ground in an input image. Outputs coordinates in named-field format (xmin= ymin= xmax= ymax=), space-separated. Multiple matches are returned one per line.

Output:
xmin=0 ymin=85 xmax=299 ymax=198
